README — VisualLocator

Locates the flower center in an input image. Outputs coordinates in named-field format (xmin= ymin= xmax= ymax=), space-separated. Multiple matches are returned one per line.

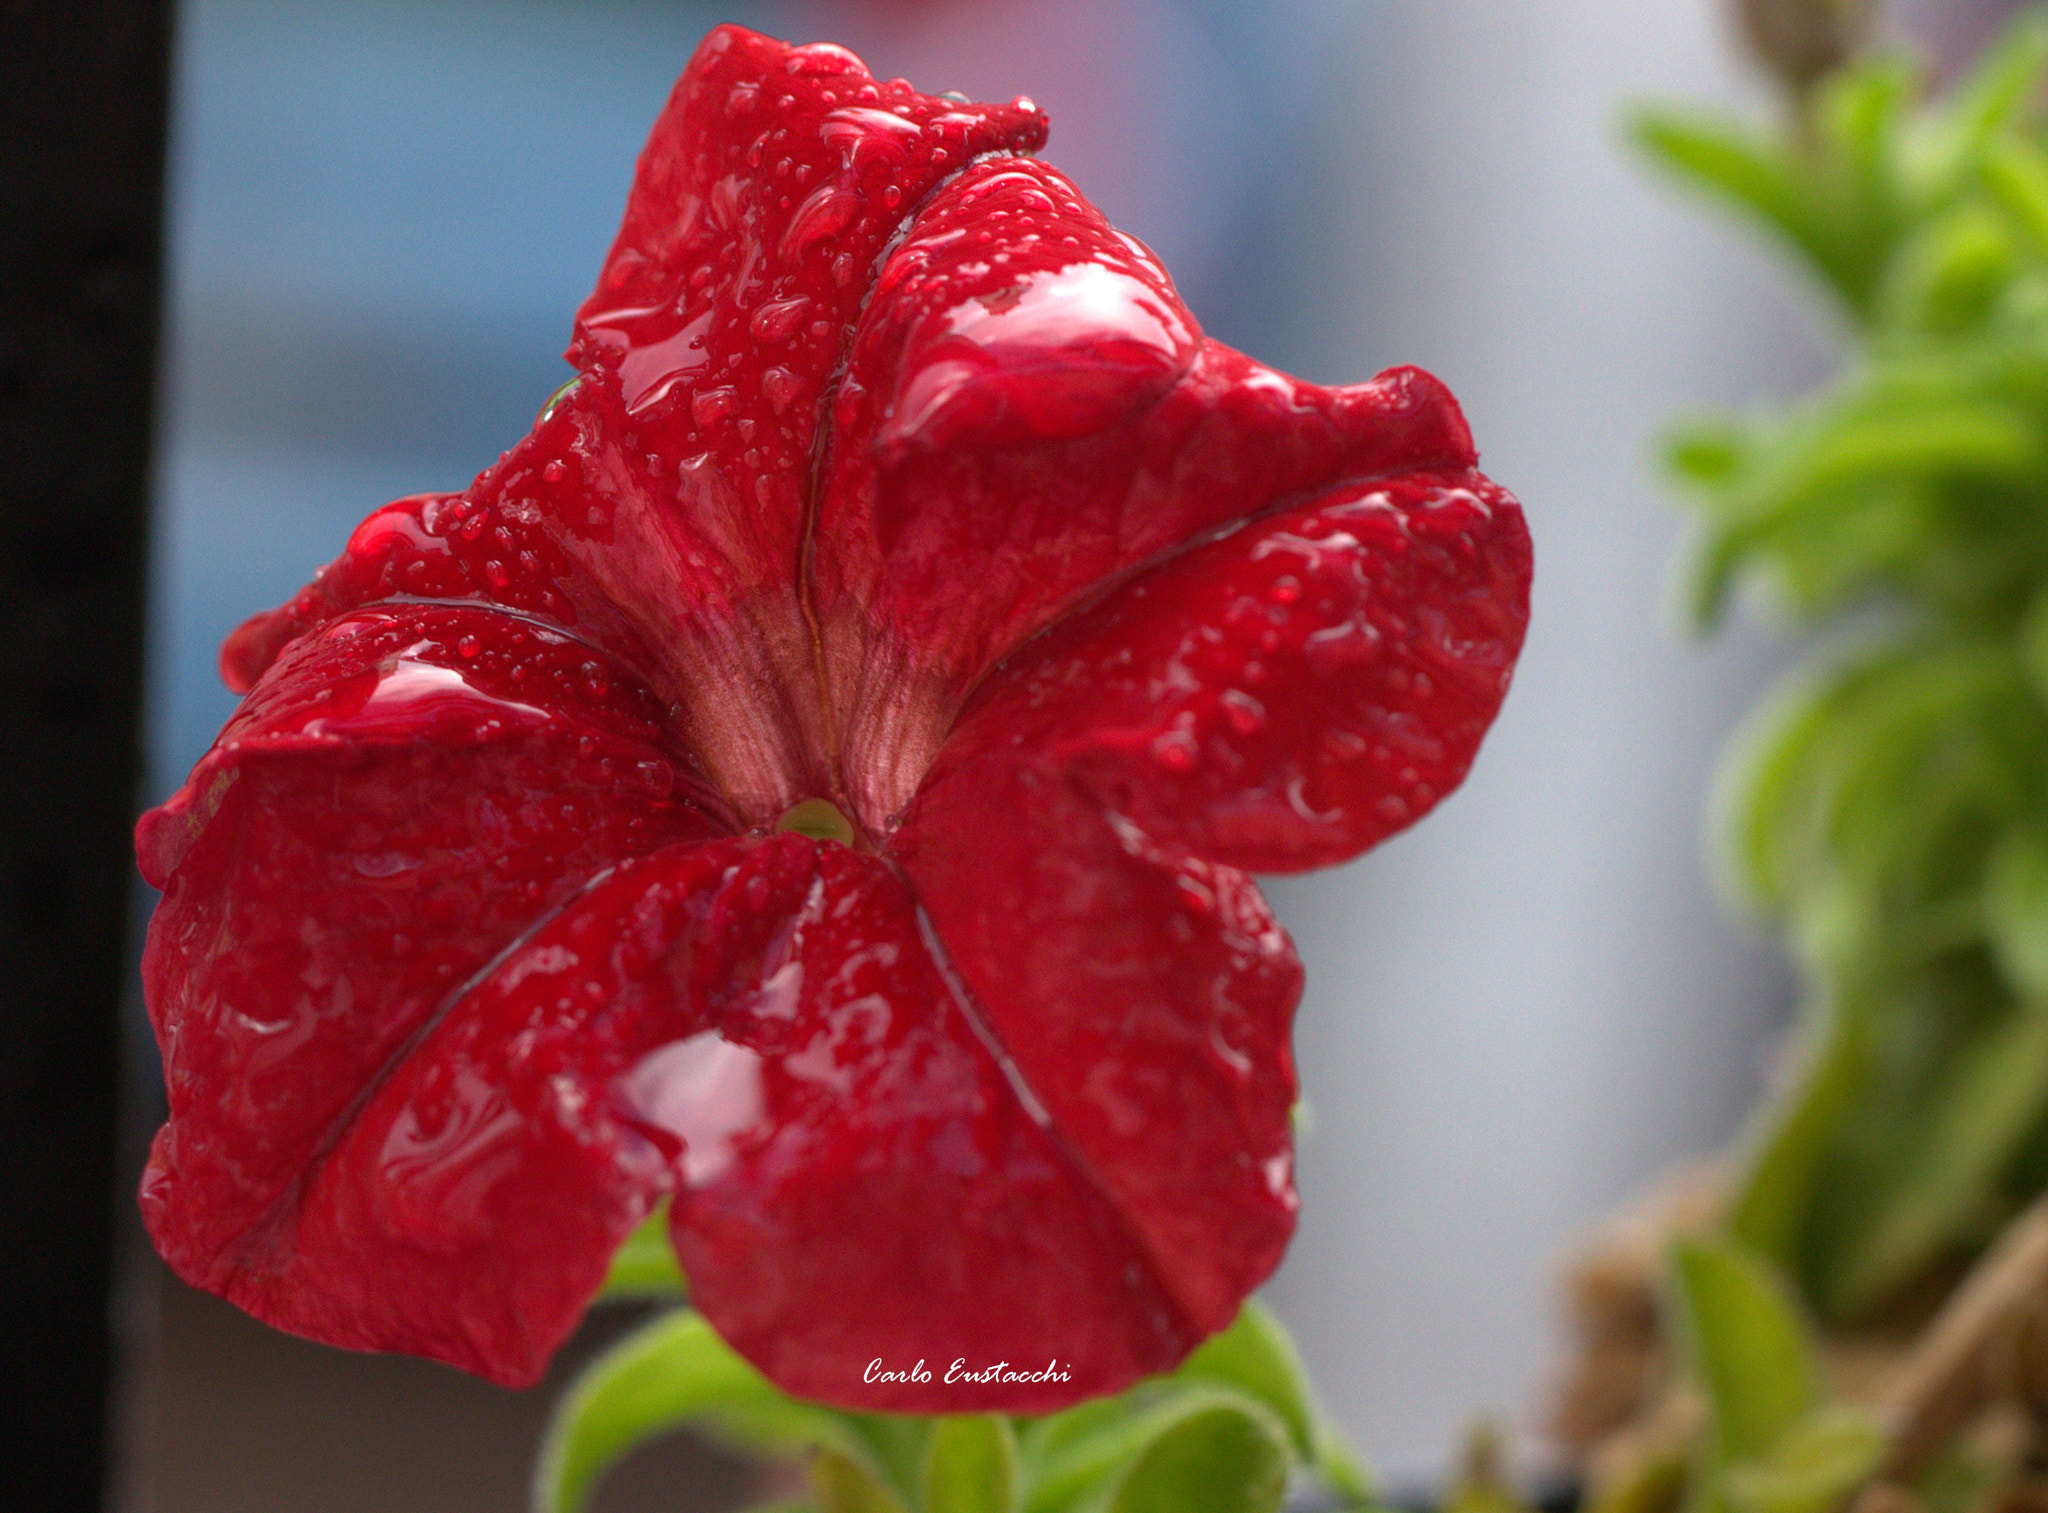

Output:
xmin=774 ymin=797 xmax=856 ymax=846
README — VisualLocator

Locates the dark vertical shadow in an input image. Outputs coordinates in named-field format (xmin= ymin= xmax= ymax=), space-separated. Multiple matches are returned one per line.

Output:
xmin=0 ymin=0 xmax=171 ymax=1507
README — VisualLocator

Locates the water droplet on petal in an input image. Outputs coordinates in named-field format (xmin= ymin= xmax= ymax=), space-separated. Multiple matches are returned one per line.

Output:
xmin=535 ymin=375 xmax=579 ymax=425
xmin=749 ymin=294 xmax=812 ymax=343
xmin=786 ymin=41 xmax=865 ymax=76
xmin=691 ymin=386 xmax=738 ymax=427
xmin=1221 ymin=689 xmax=1266 ymax=735
xmin=781 ymin=182 xmax=861 ymax=257
xmin=1151 ymin=729 xmax=1198 ymax=772
xmin=762 ymin=367 xmax=800 ymax=411
xmin=542 ymin=459 xmax=567 ymax=484
xmin=456 ymin=635 xmax=480 ymax=659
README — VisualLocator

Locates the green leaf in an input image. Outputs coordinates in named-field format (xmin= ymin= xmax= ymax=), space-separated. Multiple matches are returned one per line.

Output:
xmin=1907 ymin=10 xmax=2048 ymax=202
xmin=1174 ymin=1302 xmax=1372 ymax=1504
xmin=1683 ymin=391 xmax=2041 ymax=624
xmin=1175 ymin=1303 xmax=1318 ymax=1463
xmin=1913 ymin=1446 xmax=2000 ymax=1513
xmin=597 ymin=1205 xmax=687 ymax=1299
xmin=1723 ymin=1406 xmax=1887 ymax=1513
xmin=815 ymin=1450 xmax=910 ymax=1513
xmin=1815 ymin=994 xmax=2048 ymax=1315
xmin=924 ymin=1417 xmax=1019 ymax=1513
xmin=1631 ymin=112 xmax=1854 ymax=306
xmin=1105 ymin=1400 xmax=1291 ymax=1513
xmin=533 ymin=1311 xmax=879 ymax=1513
xmin=1310 ymin=1430 xmax=1375 ymax=1509
xmin=1710 ymin=652 xmax=1900 ymax=916
xmin=1877 ymin=205 xmax=2020 ymax=336
xmin=1581 ymin=1444 xmax=1690 ymax=1513
xmin=1988 ymin=829 xmax=2048 ymax=997
xmin=1668 ymin=1237 xmax=1822 ymax=1464
xmin=1980 ymin=133 xmax=2048 ymax=260
xmin=1668 ymin=421 xmax=1751 ymax=485
xmin=1024 ymin=1389 xmax=1289 ymax=1513
xmin=1727 ymin=992 xmax=1873 ymax=1273
xmin=2018 ymin=584 xmax=2048 ymax=700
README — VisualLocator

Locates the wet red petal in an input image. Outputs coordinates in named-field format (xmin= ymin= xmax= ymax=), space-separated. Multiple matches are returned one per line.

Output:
xmin=155 ymin=810 xmax=1208 ymax=1403
xmin=184 ymin=838 xmax=758 ymax=1384
xmin=892 ymin=761 xmax=1304 ymax=1339
xmin=669 ymin=842 xmax=1201 ymax=1412
xmin=139 ymin=604 xmax=720 ymax=1319
xmin=816 ymin=148 xmax=1477 ymax=823
xmin=922 ymin=470 xmax=1532 ymax=874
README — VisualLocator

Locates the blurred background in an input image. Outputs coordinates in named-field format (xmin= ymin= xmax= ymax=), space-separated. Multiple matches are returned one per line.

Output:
xmin=124 ymin=0 xmax=2017 ymax=1506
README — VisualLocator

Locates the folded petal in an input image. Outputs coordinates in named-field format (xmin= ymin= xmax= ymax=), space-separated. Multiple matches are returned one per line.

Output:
xmin=921 ymin=470 xmax=1532 ymax=875
xmin=187 ymin=838 xmax=751 ymax=1383
xmin=138 ymin=602 xmax=721 ymax=1322
xmin=154 ymin=803 xmax=1209 ymax=1403
xmin=815 ymin=150 xmax=1478 ymax=823
xmin=665 ymin=840 xmax=1209 ymax=1412
xmin=891 ymin=768 xmax=1306 ymax=1342
xmin=880 ymin=471 xmax=1528 ymax=1336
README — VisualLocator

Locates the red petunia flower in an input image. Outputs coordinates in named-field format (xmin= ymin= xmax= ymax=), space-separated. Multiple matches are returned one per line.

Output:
xmin=135 ymin=25 xmax=1531 ymax=1413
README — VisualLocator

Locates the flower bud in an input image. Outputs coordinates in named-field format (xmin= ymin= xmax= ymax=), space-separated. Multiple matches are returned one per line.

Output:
xmin=1737 ymin=0 xmax=1876 ymax=90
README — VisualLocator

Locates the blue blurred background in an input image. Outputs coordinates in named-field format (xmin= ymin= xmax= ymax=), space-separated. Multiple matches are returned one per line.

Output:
xmin=135 ymin=0 xmax=2001 ymax=1505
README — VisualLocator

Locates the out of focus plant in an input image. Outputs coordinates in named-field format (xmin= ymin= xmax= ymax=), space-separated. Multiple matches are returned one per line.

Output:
xmin=538 ymin=1263 xmax=1371 ymax=1513
xmin=1560 ymin=10 xmax=2048 ymax=1513
xmin=1643 ymin=0 xmax=2048 ymax=1342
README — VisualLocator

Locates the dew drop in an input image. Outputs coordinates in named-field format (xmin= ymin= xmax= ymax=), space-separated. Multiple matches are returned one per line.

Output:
xmin=781 ymin=181 xmax=861 ymax=256
xmin=1221 ymin=689 xmax=1266 ymax=735
xmin=786 ymin=41 xmax=864 ymax=75
xmin=581 ymin=661 xmax=611 ymax=698
xmin=542 ymin=459 xmax=567 ymax=484
xmin=483 ymin=560 xmax=511 ymax=589
xmin=535 ymin=374 xmax=580 ymax=425
xmin=762 ymin=367 xmax=800 ymax=411
xmin=691 ymin=386 xmax=738 ymax=426
xmin=749 ymin=295 xmax=812 ymax=342
xmin=456 ymin=635 xmax=480 ymax=659
xmin=1151 ymin=729 xmax=1198 ymax=772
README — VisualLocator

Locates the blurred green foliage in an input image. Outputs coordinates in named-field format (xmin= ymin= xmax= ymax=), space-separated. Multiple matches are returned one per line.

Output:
xmin=1635 ymin=8 xmax=2048 ymax=1327
xmin=533 ymin=1300 xmax=1370 ymax=1513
